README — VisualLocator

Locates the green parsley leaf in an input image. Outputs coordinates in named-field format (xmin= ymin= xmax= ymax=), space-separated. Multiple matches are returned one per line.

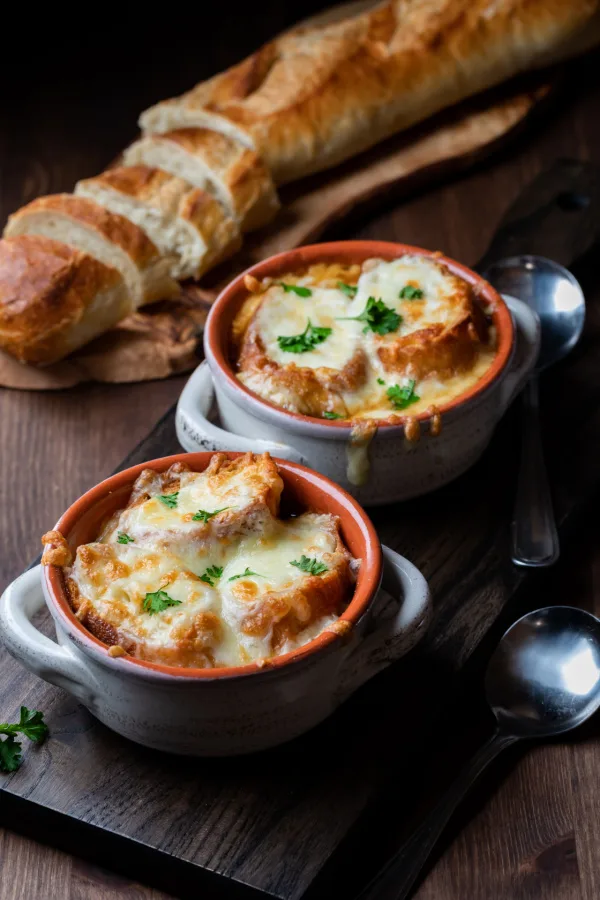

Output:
xmin=192 ymin=507 xmax=230 ymax=523
xmin=158 ymin=492 xmax=179 ymax=509
xmin=290 ymin=555 xmax=329 ymax=576
xmin=279 ymin=283 xmax=312 ymax=297
xmin=337 ymin=281 xmax=358 ymax=298
xmin=0 ymin=707 xmax=49 ymax=773
xmin=13 ymin=707 xmax=49 ymax=744
xmin=199 ymin=565 xmax=224 ymax=587
xmin=228 ymin=567 xmax=263 ymax=582
xmin=376 ymin=378 xmax=385 ymax=386
xmin=399 ymin=284 xmax=424 ymax=300
xmin=117 ymin=532 xmax=134 ymax=544
xmin=142 ymin=590 xmax=182 ymax=615
xmin=323 ymin=412 xmax=343 ymax=420
xmin=0 ymin=736 xmax=22 ymax=773
xmin=277 ymin=319 xmax=332 ymax=354
xmin=387 ymin=379 xmax=420 ymax=411
xmin=337 ymin=296 xmax=402 ymax=336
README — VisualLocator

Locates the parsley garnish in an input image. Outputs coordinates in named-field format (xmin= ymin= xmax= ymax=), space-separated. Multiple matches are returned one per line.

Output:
xmin=387 ymin=379 xmax=420 ymax=411
xmin=376 ymin=378 xmax=385 ymax=386
xmin=192 ymin=507 xmax=230 ymax=523
xmin=323 ymin=412 xmax=343 ymax=420
xmin=280 ymin=283 xmax=312 ymax=297
xmin=290 ymin=555 xmax=329 ymax=576
xmin=158 ymin=492 xmax=179 ymax=509
xmin=199 ymin=565 xmax=224 ymax=587
xmin=337 ymin=281 xmax=358 ymax=298
xmin=337 ymin=296 xmax=401 ymax=336
xmin=277 ymin=320 xmax=332 ymax=354
xmin=142 ymin=590 xmax=182 ymax=614
xmin=399 ymin=284 xmax=424 ymax=300
xmin=0 ymin=707 xmax=49 ymax=773
xmin=228 ymin=567 xmax=263 ymax=582
xmin=117 ymin=532 xmax=134 ymax=544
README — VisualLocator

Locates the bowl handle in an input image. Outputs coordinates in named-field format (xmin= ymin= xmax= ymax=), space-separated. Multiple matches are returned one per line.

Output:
xmin=176 ymin=361 xmax=307 ymax=463
xmin=0 ymin=566 xmax=100 ymax=707
xmin=335 ymin=546 xmax=431 ymax=703
xmin=498 ymin=295 xmax=541 ymax=415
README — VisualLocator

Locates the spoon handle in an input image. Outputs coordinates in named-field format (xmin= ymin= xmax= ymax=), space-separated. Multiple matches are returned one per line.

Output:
xmin=356 ymin=732 xmax=518 ymax=900
xmin=511 ymin=376 xmax=560 ymax=567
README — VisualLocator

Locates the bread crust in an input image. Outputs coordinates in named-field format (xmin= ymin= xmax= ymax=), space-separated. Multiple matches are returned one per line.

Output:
xmin=5 ymin=194 xmax=158 ymax=266
xmin=123 ymin=128 xmax=280 ymax=231
xmin=77 ymin=166 xmax=242 ymax=278
xmin=0 ymin=235 xmax=129 ymax=365
xmin=4 ymin=194 xmax=178 ymax=305
xmin=140 ymin=0 xmax=600 ymax=184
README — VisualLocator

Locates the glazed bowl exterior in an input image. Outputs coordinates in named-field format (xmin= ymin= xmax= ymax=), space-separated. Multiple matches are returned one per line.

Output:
xmin=0 ymin=452 xmax=430 ymax=756
xmin=177 ymin=241 xmax=540 ymax=505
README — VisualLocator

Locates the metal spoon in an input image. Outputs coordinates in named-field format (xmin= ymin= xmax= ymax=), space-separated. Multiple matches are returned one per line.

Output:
xmin=483 ymin=256 xmax=585 ymax=568
xmin=357 ymin=605 xmax=600 ymax=900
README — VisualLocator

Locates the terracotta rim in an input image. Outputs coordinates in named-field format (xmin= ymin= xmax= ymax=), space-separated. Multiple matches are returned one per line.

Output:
xmin=205 ymin=240 xmax=514 ymax=431
xmin=43 ymin=452 xmax=382 ymax=681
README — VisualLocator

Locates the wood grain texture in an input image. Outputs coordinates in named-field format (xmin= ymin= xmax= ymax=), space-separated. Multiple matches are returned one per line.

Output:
xmin=0 ymin=7 xmax=599 ymax=899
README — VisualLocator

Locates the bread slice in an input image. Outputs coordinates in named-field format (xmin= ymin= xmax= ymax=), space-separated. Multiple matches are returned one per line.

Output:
xmin=139 ymin=0 xmax=600 ymax=185
xmin=122 ymin=128 xmax=280 ymax=231
xmin=75 ymin=166 xmax=242 ymax=281
xmin=0 ymin=235 xmax=131 ymax=365
xmin=4 ymin=195 xmax=178 ymax=306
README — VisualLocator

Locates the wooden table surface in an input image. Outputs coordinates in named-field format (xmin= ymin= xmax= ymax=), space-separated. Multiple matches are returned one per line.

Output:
xmin=1 ymin=6 xmax=600 ymax=898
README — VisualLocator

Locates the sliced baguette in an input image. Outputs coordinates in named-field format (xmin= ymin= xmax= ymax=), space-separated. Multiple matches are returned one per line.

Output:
xmin=75 ymin=166 xmax=242 ymax=281
xmin=4 ymin=195 xmax=178 ymax=306
xmin=122 ymin=128 xmax=280 ymax=231
xmin=139 ymin=0 xmax=600 ymax=185
xmin=0 ymin=235 xmax=131 ymax=365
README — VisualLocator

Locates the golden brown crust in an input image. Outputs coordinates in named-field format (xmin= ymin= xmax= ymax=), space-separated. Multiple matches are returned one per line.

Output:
xmin=123 ymin=128 xmax=280 ymax=231
xmin=140 ymin=0 xmax=600 ymax=184
xmin=238 ymin=515 xmax=354 ymax=652
xmin=377 ymin=278 xmax=489 ymax=380
xmin=5 ymin=194 xmax=159 ymax=267
xmin=77 ymin=166 xmax=242 ymax=277
xmin=0 ymin=236 xmax=126 ymax=365
xmin=41 ymin=529 xmax=72 ymax=566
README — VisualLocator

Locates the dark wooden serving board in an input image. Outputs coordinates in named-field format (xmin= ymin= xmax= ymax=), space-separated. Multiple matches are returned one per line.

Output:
xmin=1 ymin=162 xmax=600 ymax=900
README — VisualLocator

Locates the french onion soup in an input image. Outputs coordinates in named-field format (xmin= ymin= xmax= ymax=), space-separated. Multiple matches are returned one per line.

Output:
xmin=41 ymin=453 xmax=358 ymax=669
xmin=232 ymin=255 xmax=498 ymax=424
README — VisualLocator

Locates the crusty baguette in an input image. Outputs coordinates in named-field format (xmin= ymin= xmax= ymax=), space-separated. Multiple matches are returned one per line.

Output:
xmin=75 ymin=166 xmax=242 ymax=281
xmin=139 ymin=0 xmax=600 ymax=184
xmin=4 ymin=195 xmax=179 ymax=306
xmin=122 ymin=128 xmax=280 ymax=230
xmin=0 ymin=235 xmax=131 ymax=365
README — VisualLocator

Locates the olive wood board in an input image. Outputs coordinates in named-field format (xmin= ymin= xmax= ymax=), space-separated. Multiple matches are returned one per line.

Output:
xmin=1 ymin=162 xmax=600 ymax=900
xmin=0 ymin=73 xmax=553 ymax=391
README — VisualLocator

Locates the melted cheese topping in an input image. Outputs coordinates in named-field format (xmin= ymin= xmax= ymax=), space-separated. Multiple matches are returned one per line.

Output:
xmin=235 ymin=256 xmax=498 ymax=422
xmin=65 ymin=454 xmax=355 ymax=668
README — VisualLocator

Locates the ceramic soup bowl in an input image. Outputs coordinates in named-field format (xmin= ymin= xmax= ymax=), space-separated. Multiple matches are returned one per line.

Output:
xmin=0 ymin=452 xmax=430 ymax=756
xmin=176 ymin=241 xmax=540 ymax=505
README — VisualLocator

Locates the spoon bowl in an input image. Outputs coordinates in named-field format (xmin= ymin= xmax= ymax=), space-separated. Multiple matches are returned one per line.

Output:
xmin=485 ymin=606 xmax=600 ymax=738
xmin=483 ymin=255 xmax=585 ymax=372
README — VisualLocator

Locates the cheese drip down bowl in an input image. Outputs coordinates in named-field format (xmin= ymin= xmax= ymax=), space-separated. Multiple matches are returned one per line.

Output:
xmin=0 ymin=452 xmax=430 ymax=756
xmin=177 ymin=241 xmax=541 ymax=505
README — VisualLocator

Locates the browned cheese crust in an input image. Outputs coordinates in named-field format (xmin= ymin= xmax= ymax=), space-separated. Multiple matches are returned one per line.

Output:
xmin=376 ymin=267 xmax=489 ymax=380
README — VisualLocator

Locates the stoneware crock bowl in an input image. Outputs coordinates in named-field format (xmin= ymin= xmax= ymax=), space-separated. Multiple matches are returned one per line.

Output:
xmin=0 ymin=452 xmax=430 ymax=757
xmin=176 ymin=241 xmax=540 ymax=506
